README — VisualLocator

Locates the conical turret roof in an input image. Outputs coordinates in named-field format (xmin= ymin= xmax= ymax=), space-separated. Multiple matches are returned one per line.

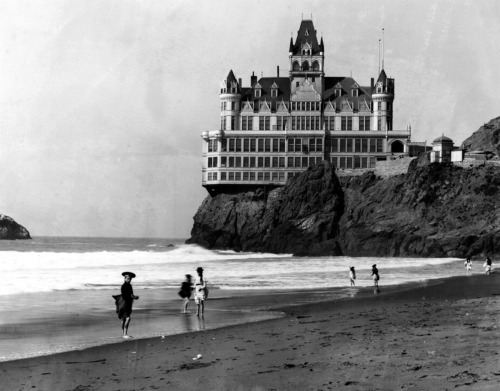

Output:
xmin=291 ymin=20 xmax=321 ymax=55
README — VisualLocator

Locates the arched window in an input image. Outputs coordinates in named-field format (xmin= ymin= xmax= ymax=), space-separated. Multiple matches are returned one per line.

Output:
xmin=302 ymin=61 xmax=310 ymax=71
xmin=312 ymin=61 xmax=320 ymax=71
xmin=292 ymin=61 xmax=300 ymax=72
xmin=391 ymin=140 xmax=404 ymax=153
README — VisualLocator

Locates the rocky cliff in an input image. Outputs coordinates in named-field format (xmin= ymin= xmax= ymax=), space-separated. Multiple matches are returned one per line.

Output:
xmin=461 ymin=116 xmax=500 ymax=158
xmin=0 ymin=214 xmax=31 ymax=240
xmin=188 ymin=158 xmax=499 ymax=259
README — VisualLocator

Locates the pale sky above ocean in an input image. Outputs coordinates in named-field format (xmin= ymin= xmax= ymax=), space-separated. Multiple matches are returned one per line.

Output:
xmin=0 ymin=0 xmax=499 ymax=238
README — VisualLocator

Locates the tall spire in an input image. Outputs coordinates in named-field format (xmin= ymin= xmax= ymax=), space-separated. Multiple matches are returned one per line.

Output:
xmin=382 ymin=28 xmax=385 ymax=70
xmin=378 ymin=39 xmax=381 ymax=74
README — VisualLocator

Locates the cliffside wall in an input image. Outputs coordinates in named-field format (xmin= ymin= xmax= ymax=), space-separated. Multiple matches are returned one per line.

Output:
xmin=336 ymin=159 xmax=499 ymax=257
xmin=187 ymin=163 xmax=344 ymax=255
xmin=188 ymin=159 xmax=499 ymax=259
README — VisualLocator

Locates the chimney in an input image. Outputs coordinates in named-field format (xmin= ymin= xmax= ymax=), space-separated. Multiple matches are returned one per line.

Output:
xmin=371 ymin=78 xmax=374 ymax=92
xmin=238 ymin=78 xmax=242 ymax=87
xmin=277 ymin=66 xmax=280 ymax=77
xmin=251 ymin=71 xmax=257 ymax=87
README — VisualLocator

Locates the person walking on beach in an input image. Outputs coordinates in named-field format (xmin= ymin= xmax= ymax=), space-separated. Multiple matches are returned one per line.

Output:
xmin=194 ymin=267 xmax=207 ymax=317
xmin=464 ymin=258 xmax=472 ymax=275
xmin=119 ymin=271 xmax=139 ymax=339
xmin=484 ymin=256 xmax=492 ymax=275
xmin=371 ymin=264 xmax=380 ymax=293
xmin=349 ymin=266 xmax=356 ymax=286
xmin=179 ymin=274 xmax=193 ymax=313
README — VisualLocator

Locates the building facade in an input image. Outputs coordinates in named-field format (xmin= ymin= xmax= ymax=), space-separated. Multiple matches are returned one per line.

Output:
xmin=202 ymin=20 xmax=411 ymax=195
xmin=430 ymin=135 xmax=455 ymax=163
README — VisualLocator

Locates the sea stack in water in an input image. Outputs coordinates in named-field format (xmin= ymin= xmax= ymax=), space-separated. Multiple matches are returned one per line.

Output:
xmin=188 ymin=159 xmax=500 ymax=259
xmin=0 ymin=214 xmax=31 ymax=239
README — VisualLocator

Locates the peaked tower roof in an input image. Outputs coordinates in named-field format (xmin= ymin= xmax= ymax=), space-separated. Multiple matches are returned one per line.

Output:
xmin=376 ymin=69 xmax=388 ymax=84
xmin=226 ymin=69 xmax=237 ymax=84
xmin=224 ymin=69 xmax=241 ymax=93
xmin=291 ymin=20 xmax=321 ymax=55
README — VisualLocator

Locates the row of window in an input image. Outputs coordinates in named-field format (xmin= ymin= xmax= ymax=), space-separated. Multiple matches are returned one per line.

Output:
xmin=207 ymin=171 xmax=297 ymax=182
xmin=290 ymin=101 xmax=322 ymax=112
xmin=208 ymin=137 xmax=384 ymax=154
xmin=223 ymin=114 xmax=391 ymax=131
xmin=205 ymin=156 xmax=381 ymax=182
xmin=206 ymin=154 xmax=380 ymax=182
xmin=221 ymin=101 xmax=238 ymax=111
xmin=376 ymin=102 xmax=392 ymax=111
xmin=329 ymin=116 xmax=371 ymax=131
xmin=330 ymin=156 xmax=378 ymax=169
xmin=290 ymin=116 xmax=322 ymax=130
xmin=292 ymin=61 xmax=320 ymax=72
xmin=207 ymin=138 xmax=324 ymax=153
xmin=207 ymin=156 xmax=324 ymax=169
xmin=330 ymin=138 xmax=384 ymax=153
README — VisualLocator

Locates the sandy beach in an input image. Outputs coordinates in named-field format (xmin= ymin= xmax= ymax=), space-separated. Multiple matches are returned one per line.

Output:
xmin=1 ymin=273 xmax=500 ymax=390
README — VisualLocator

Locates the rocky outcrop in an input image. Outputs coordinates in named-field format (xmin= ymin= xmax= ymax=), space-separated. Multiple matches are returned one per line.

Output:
xmin=337 ymin=158 xmax=499 ymax=258
xmin=461 ymin=116 xmax=500 ymax=158
xmin=0 ymin=215 xmax=31 ymax=239
xmin=187 ymin=163 xmax=344 ymax=255
xmin=188 ymin=159 xmax=500 ymax=259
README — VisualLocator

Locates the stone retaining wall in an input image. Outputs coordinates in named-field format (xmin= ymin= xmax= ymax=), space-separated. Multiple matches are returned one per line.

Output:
xmin=335 ymin=157 xmax=416 ymax=178
xmin=453 ymin=159 xmax=500 ymax=169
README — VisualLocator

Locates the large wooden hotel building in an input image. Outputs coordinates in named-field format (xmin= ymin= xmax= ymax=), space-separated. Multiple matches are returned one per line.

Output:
xmin=202 ymin=20 xmax=411 ymax=195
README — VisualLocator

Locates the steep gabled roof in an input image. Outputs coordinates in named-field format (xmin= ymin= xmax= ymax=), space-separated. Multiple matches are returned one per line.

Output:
xmin=240 ymin=77 xmax=291 ymax=112
xmin=291 ymin=20 xmax=321 ymax=55
xmin=323 ymin=77 xmax=372 ymax=111
xmin=323 ymin=77 xmax=372 ymax=101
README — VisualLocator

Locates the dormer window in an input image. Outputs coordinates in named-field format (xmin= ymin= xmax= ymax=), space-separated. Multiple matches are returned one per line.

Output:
xmin=301 ymin=43 xmax=312 ymax=56
xmin=352 ymin=89 xmax=358 ymax=97
xmin=230 ymin=81 xmax=237 ymax=93
xmin=305 ymin=29 xmax=309 ymax=36
xmin=271 ymin=82 xmax=279 ymax=98
xmin=335 ymin=89 xmax=341 ymax=97
xmin=255 ymin=89 xmax=261 ymax=98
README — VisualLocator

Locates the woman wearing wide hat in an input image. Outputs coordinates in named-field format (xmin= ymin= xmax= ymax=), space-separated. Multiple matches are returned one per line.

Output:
xmin=113 ymin=271 xmax=139 ymax=338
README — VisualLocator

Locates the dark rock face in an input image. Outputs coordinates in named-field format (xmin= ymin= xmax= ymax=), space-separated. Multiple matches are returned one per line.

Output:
xmin=187 ymin=163 xmax=344 ymax=255
xmin=0 ymin=215 xmax=31 ymax=239
xmin=188 ymin=160 xmax=500 ymax=259
xmin=461 ymin=116 xmax=500 ymax=158
xmin=337 ymin=161 xmax=499 ymax=258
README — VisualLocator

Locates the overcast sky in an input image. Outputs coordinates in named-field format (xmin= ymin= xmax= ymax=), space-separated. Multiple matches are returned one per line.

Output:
xmin=0 ymin=0 xmax=499 ymax=238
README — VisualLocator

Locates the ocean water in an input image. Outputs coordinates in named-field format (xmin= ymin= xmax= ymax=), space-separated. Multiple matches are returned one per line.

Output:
xmin=0 ymin=236 xmax=470 ymax=295
xmin=0 ymin=236 xmax=477 ymax=362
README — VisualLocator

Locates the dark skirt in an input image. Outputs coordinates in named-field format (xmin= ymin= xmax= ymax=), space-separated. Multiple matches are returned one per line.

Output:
xmin=113 ymin=295 xmax=133 ymax=319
